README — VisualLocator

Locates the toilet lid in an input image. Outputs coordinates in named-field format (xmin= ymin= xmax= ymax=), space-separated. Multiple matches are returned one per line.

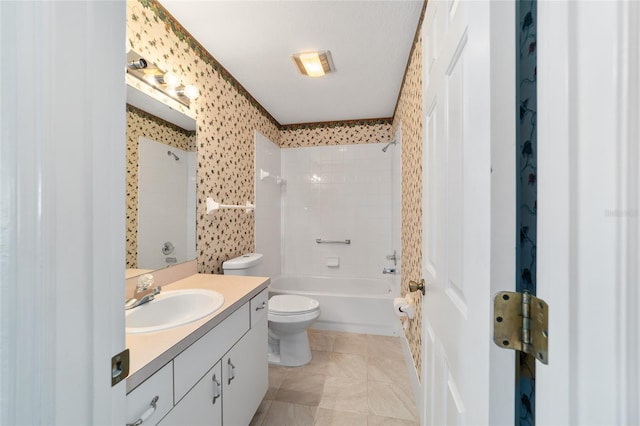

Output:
xmin=269 ymin=295 xmax=319 ymax=315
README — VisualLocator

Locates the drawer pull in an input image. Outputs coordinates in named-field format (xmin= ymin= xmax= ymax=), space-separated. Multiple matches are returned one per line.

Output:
xmin=255 ymin=301 xmax=266 ymax=311
xmin=212 ymin=373 xmax=221 ymax=404
xmin=227 ymin=358 xmax=236 ymax=385
xmin=127 ymin=395 xmax=159 ymax=426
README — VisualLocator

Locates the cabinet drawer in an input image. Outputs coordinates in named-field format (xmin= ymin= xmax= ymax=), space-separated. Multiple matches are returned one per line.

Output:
xmin=173 ymin=303 xmax=250 ymax=402
xmin=126 ymin=361 xmax=173 ymax=426
xmin=250 ymin=288 xmax=269 ymax=328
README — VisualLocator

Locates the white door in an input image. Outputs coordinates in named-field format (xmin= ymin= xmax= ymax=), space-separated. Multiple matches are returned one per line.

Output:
xmin=0 ymin=1 xmax=127 ymax=424
xmin=537 ymin=1 xmax=640 ymax=424
xmin=420 ymin=1 xmax=515 ymax=424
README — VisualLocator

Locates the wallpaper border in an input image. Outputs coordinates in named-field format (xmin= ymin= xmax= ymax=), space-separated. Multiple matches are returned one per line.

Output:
xmin=281 ymin=117 xmax=392 ymax=131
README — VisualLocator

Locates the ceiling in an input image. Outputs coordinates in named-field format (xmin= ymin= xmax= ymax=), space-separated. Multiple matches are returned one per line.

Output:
xmin=159 ymin=0 xmax=424 ymax=125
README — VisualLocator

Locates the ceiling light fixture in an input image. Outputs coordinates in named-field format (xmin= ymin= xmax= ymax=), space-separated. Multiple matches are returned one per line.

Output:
xmin=291 ymin=50 xmax=335 ymax=77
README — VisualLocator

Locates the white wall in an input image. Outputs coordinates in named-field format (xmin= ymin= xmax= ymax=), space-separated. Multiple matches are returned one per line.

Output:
xmin=281 ymin=143 xmax=394 ymax=279
xmin=254 ymin=132 xmax=282 ymax=278
xmin=138 ymin=137 xmax=196 ymax=269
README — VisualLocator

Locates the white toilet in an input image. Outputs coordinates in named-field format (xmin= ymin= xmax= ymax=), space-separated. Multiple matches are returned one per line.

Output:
xmin=222 ymin=253 xmax=320 ymax=367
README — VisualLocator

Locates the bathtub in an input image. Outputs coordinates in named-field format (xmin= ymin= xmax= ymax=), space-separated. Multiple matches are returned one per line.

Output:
xmin=269 ymin=275 xmax=400 ymax=336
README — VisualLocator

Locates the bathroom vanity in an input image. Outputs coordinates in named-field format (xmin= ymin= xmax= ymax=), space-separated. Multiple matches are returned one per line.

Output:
xmin=125 ymin=273 xmax=269 ymax=426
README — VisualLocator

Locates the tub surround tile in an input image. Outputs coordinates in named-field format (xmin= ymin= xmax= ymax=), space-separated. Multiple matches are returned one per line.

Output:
xmin=261 ymin=401 xmax=317 ymax=426
xmin=367 ymin=380 xmax=418 ymax=421
xmin=314 ymin=408 xmax=368 ymax=426
xmin=319 ymin=376 xmax=369 ymax=414
xmin=275 ymin=372 xmax=326 ymax=407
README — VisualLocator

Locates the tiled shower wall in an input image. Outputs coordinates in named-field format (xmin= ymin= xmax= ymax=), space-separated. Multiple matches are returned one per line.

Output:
xmin=281 ymin=144 xmax=394 ymax=279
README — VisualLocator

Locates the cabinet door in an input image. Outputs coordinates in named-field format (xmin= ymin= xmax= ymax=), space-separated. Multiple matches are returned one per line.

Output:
xmin=158 ymin=361 xmax=222 ymax=426
xmin=222 ymin=321 xmax=268 ymax=425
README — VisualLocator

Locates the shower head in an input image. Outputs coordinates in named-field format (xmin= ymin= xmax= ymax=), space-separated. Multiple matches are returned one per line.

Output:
xmin=381 ymin=140 xmax=396 ymax=152
xmin=167 ymin=150 xmax=180 ymax=161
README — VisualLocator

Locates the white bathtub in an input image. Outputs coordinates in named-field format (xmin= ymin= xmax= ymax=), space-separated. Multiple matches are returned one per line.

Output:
xmin=269 ymin=275 xmax=400 ymax=336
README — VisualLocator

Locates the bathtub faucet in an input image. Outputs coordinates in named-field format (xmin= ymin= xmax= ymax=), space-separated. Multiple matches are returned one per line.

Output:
xmin=382 ymin=267 xmax=397 ymax=275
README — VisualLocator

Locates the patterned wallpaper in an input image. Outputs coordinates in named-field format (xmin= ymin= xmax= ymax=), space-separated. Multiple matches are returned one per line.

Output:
xmin=392 ymin=32 xmax=423 ymax=376
xmin=280 ymin=120 xmax=392 ymax=148
xmin=125 ymin=105 xmax=195 ymax=268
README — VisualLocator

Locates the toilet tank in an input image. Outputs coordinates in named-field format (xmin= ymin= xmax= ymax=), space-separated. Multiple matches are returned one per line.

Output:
xmin=222 ymin=253 xmax=263 ymax=276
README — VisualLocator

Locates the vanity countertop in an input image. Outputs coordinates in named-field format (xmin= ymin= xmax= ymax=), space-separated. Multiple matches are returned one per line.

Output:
xmin=125 ymin=273 xmax=270 ymax=393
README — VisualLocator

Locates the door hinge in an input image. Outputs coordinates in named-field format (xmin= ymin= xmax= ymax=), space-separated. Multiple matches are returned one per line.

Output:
xmin=111 ymin=348 xmax=130 ymax=386
xmin=493 ymin=291 xmax=548 ymax=365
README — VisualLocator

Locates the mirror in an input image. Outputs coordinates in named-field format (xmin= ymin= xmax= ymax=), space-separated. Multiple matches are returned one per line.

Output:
xmin=125 ymin=81 xmax=197 ymax=279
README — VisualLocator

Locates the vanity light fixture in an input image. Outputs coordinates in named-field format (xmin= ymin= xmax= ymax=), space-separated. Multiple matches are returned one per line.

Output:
xmin=291 ymin=50 xmax=335 ymax=77
xmin=126 ymin=50 xmax=199 ymax=106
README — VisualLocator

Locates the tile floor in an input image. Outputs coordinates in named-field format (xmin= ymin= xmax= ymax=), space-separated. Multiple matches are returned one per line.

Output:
xmin=250 ymin=329 xmax=420 ymax=426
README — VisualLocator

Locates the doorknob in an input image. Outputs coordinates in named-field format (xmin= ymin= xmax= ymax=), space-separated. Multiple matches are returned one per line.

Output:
xmin=409 ymin=279 xmax=425 ymax=295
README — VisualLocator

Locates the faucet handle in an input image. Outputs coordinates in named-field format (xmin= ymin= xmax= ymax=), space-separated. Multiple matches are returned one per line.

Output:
xmin=137 ymin=273 xmax=154 ymax=291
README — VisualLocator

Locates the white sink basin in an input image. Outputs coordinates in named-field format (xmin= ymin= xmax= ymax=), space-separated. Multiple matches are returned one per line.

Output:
xmin=126 ymin=289 xmax=225 ymax=334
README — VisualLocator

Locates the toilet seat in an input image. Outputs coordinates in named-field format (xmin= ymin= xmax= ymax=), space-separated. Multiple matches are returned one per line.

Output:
xmin=269 ymin=295 xmax=319 ymax=315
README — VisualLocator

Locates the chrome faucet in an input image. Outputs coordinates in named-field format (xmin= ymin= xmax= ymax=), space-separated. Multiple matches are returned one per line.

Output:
xmin=382 ymin=267 xmax=397 ymax=275
xmin=125 ymin=274 xmax=161 ymax=310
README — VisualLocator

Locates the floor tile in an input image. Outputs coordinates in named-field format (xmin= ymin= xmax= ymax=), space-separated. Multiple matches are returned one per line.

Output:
xmin=368 ymin=380 xmax=418 ymax=421
xmin=291 ymin=350 xmax=332 ymax=376
xmin=313 ymin=408 xmax=368 ymax=426
xmin=332 ymin=332 xmax=369 ymax=356
xmin=261 ymin=401 xmax=316 ymax=426
xmin=265 ymin=365 xmax=289 ymax=400
xmin=249 ymin=399 xmax=271 ymax=426
xmin=275 ymin=371 xmax=326 ymax=406
xmin=366 ymin=335 xmax=404 ymax=360
xmin=309 ymin=330 xmax=336 ymax=352
xmin=367 ymin=355 xmax=411 ymax=386
xmin=327 ymin=352 xmax=368 ymax=380
xmin=319 ymin=376 xmax=368 ymax=414
xmin=367 ymin=414 xmax=420 ymax=426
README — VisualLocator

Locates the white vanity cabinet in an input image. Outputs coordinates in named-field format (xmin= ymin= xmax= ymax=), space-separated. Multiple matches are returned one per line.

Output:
xmin=222 ymin=289 xmax=269 ymax=425
xmin=126 ymin=287 xmax=268 ymax=426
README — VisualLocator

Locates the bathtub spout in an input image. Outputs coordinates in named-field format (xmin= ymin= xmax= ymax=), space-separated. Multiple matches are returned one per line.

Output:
xmin=382 ymin=267 xmax=397 ymax=274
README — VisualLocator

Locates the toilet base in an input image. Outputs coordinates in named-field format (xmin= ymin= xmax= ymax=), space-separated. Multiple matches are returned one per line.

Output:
xmin=267 ymin=329 xmax=312 ymax=367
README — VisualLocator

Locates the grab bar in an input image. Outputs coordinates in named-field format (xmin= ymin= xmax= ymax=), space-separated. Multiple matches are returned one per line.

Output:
xmin=315 ymin=238 xmax=351 ymax=245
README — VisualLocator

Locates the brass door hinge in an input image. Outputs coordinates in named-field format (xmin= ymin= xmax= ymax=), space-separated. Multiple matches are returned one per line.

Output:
xmin=111 ymin=349 xmax=130 ymax=386
xmin=493 ymin=291 xmax=548 ymax=364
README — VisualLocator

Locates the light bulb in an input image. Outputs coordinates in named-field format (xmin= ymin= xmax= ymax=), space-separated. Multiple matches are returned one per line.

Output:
xmin=163 ymin=71 xmax=180 ymax=88
xmin=183 ymin=84 xmax=199 ymax=100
